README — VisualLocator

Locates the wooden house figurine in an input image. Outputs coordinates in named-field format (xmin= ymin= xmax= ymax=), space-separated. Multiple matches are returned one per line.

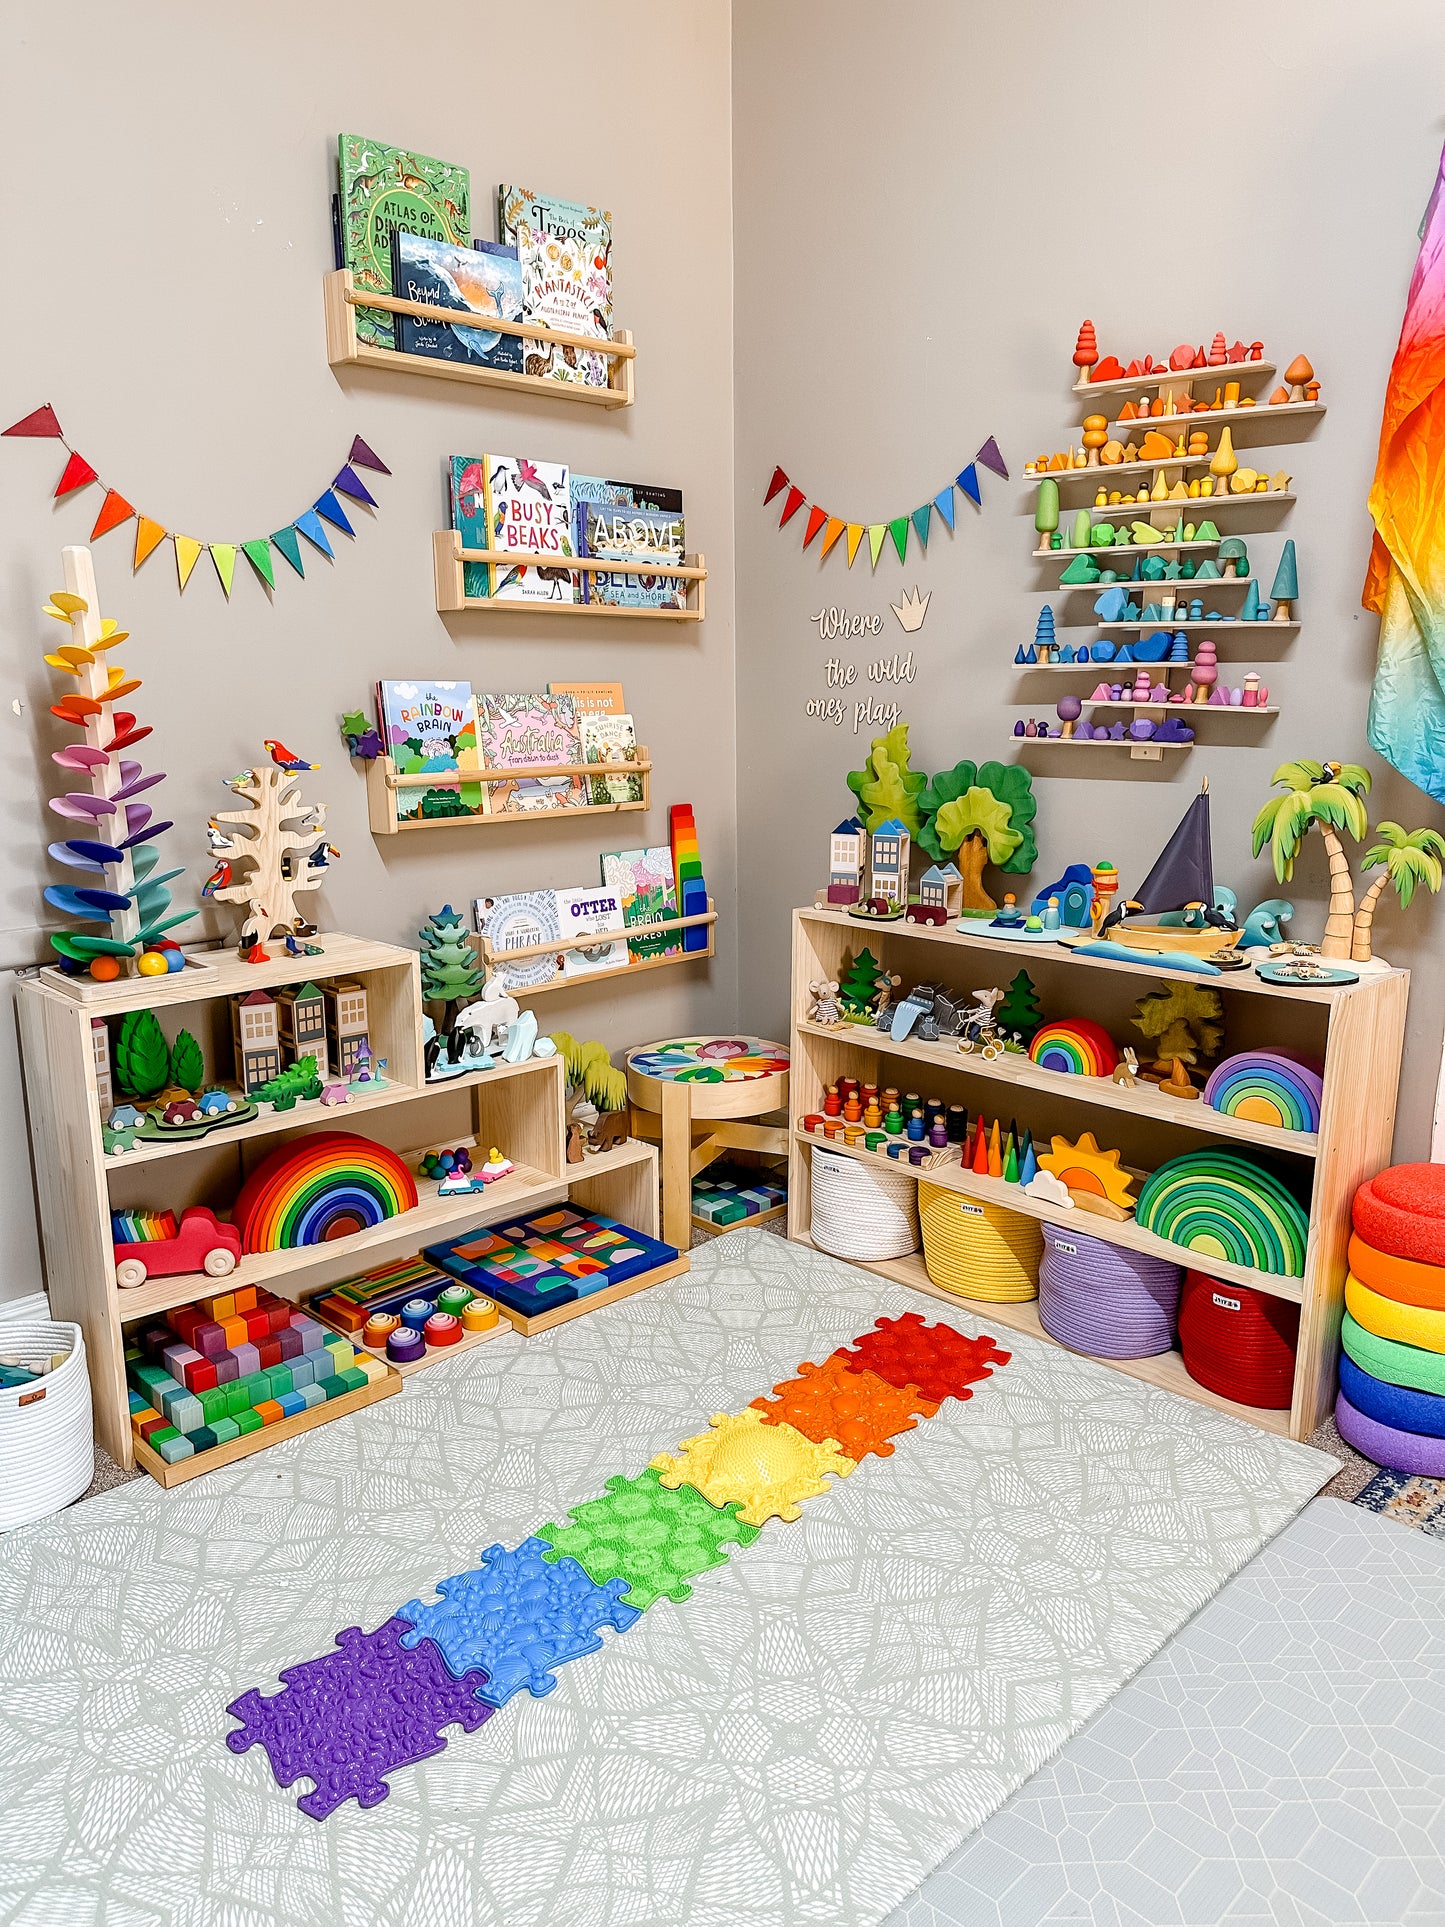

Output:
xmin=826 ymin=817 xmax=866 ymax=905
xmin=91 ymin=1018 xmax=112 ymax=1111
xmin=869 ymin=817 xmax=910 ymax=905
xmin=275 ymin=982 xmax=329 ymax=1080
xmin=919 ymin=862 xmax=963 ymax=917
xmin=231 ymin=989 xmax=282 ymax=1095
xmin=325 ymin=979 xmax=370 ymax=1077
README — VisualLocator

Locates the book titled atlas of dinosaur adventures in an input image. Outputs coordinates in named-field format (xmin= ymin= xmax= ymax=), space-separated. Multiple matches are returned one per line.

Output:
xmin=337 ymin=134 xmax=471 ymax=349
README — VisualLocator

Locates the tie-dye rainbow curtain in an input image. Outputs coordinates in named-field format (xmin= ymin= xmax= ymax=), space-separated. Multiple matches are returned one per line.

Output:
xmin=1365 ymin=142 xmax=1445 ymax=803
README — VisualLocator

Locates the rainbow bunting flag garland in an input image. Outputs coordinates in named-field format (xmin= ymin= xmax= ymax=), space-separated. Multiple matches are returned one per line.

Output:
xmin=231 ymin=1133 xmax=418 ymax=1254
xmin=1202 ymin=1051 xmax=1323 ymax=1134
xmin=763 ymin=436 xmax=1007 ymax=568
xmin=1133 ymin=1148 xmax=1309 ymax=1278
xmin=2 ymin=405 xmax=389 ymax=599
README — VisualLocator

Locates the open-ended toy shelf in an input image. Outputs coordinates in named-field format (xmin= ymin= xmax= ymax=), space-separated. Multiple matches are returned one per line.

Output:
xmin=1096 ymin=400 xmax=1325 ymax=446
xmin=1027 ymin=701 xmax=1279 ymax=718
xmin=18 ymin=934 xmax=682 ymax=1470
xmin=473 ymin=900 xmax=717 ymax=1000
xmin=365 ymin=750 xmax=652 ymax=836
xmin=1071 ymin=358 xmax=1277 ymax=399
xmin=1083 ymin=493 xmax=1296 ymax=522
xmin=432 ymin=530 xmax=706 ymax=623
xmin=323 ymin=268 xmax=635 ymax=408
xmin=789 ymin=907 xmax=1407 ymax=1442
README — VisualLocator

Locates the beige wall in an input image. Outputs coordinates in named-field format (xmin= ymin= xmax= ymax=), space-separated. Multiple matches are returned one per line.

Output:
xmin=733 ymin=0 xmax=1445 ymax=1160
xmin=0 ymin=0 xmax=736 ymax=1300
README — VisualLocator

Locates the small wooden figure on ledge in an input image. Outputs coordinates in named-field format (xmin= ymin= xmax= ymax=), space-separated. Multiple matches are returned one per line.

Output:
xmin=207 ymin=743 xmax=333 ymax=963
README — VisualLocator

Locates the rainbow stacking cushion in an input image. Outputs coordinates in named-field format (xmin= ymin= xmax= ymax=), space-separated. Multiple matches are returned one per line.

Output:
xmin=1176 ymin=1269 xmax=1299 ymax=1409
xmin=1202 ymin=1051 xmax=1323 ymax=1134
xmin=1335 ymin=1390 xmax=1445 ymax=1477
xmin=1347 ymin=1232 xmax=1445 ymax=1311
xmin=1338 ymin=1353 xmax=1445 ymax=1440
xmin=1134 ymin=1149 xmax=1309 ymax=1278
xmin=1352 ymin=1163 xmax=1445 ymax=1265
xmin=1028 ymin=1020 xmax=1118 ymax=1078
xmin=1344 ymin=1274 xmax=1445 ymax=1352
xmin=1340 ymin=1311 xmax=1445 ymax=1398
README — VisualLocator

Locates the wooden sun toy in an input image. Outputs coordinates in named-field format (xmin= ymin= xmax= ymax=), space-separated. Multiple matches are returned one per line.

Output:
xmin=1038 ymin=1132 xmax=1138 ymax=1221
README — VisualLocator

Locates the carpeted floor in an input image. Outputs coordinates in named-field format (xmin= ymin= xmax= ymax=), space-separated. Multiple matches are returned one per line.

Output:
xmin=1 ymin=1228 xmax=1334 ymax=1927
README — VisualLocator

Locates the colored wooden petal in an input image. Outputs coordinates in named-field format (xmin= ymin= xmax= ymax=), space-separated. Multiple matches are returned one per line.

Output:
xmin=4 ymin=404 xmax=63 ymax=438
xmin=124 ymin=803 xmax=152 ymax=836
xmin=911 ymin=504 xmax=932 ymax=549
xmin=43 ymin=888 xmax=114 ymax=925
xmin=54 ymin=451 xmax=98 ymax=498
xmin=52 ymin=933 xmax=136 ymax=959
xmin=47 ymin=841 xmax=105 ymax=872
xmin=820 ymin=517 xmax=847 ymax=559
xmin=64 ymin=839 xmax=125 ymax=865
xmin=314 ymin=489 xmax=354 ymax=536
xmin=44 ymin=592 xmax=87 ymax=616
xmin=114 ymin=769 xmax=164 ymax=800
xmin=803 ymin=504 xmax=829 ymax=548
xmin=49 ymin=794 xmax=116 ymax=820
xmin=103 ymin=678 xmax=142 ymax=702
xmin=976 ymin=435 xmax=1008 ymax=478
xmin=348 ymin=435 xmax=390 ymax=474
xmin=44 ymin=653 xmax=87 ymax=674
xmin=51 ymin=698 xmax=102 ymax=722
xmin=241 ymin=538 xmax=276 ymax=589
xmin=104 ymin=719 xmax=153 ymax=751
xmin=763 ymin=465 xmax=789 ymax=505
xmin=778 ymin=486 xmax=806 ymax=527
xmin=210 ymin=543 xmax=237 ymax=597
xmin=134 ymin=518 xmax=167 ymax=569
xmin=294 ymin=510 xmax=334 ymax=558
xmin=934 ymin=488 xmax=956 ymax=531
xmin=90 ymin=490 xmax=135 ymax=539
xmin=332 ymin=464 xmax=378 ymax=507
xmin=868 ymin=524 xmax=887 ymax=568
xmin=51 ymin=746 xmax=109 ymax=771
xmin=173 ymin=537 xmax=203 ymax=588
xmin=845 ymin=524 xmax=866 ymax=566
xmin=956 ymin=464 xmax=981 ymax=506
xmin=889 ymin=516 xmax=910 ymax=563
xmin=270 ymin=526 xmax=305 ymax=577
xmin=121 ymin=819 xmax=173 ymax=849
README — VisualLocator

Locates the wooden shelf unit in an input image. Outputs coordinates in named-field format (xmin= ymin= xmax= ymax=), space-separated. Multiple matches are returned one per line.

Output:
xmin=1072 ymin=358 xmax=1277 ymax=400
xmin=1085 ymin=492 xmax=1295 ymax=521
xmin=474 ymin=901 xmax=716 ymax=1000
xmin=788 ymin=907 xmax=1407 ymax=1443
xmin=1100 ymin=400 xmax=1325 ymax=446
xmin=433 ymin=530 xmax=706 ymax=623
xmin=365 ymin=749 xmax=652 ymax=836
xmin=18 ymin=933 xmax=685 ymax=1472
xmin=323 ymin=268 xmax=634 ymax=408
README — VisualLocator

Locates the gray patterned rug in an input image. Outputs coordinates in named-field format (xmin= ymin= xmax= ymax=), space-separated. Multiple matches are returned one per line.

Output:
xmin=0 ymin=1229 xmax=1333 ymax=1927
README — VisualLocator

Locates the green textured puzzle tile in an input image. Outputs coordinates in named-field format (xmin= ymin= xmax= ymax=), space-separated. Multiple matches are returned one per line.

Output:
xmin=538 ymin=1466 xmax=759 ymax=1611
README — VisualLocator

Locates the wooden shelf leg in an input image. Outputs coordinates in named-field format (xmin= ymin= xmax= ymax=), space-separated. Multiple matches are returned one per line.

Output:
xmin=659 ymin=1079 xmax=694 ymax=1252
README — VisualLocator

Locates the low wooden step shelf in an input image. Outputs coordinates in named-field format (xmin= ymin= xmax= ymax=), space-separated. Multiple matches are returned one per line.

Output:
xmin=323 ymin=268 xmax=634 ymax=408
xmin=478 ymin=901 xmax=716 ymax=999
xmin=366 ymin=749 xmax=652 ymax=836
xmin=433 ymin=530 xmax=706 ymax=623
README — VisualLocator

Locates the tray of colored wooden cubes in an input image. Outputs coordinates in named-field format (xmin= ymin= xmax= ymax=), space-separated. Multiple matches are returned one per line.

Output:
xmin=692 ymin=1161 xmax=787 ymax=1230
xmin=307 ymin=1254 xmax=504 ymax=1376
xmin=125 ymin=1282 xmax=399 ymax=1487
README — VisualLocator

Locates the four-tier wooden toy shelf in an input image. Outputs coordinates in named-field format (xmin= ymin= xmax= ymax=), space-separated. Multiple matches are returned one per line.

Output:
xmin=787 ymin=907 xmax=1406 ymax=1444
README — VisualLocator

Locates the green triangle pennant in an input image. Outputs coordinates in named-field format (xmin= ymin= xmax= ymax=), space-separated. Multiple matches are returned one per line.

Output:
xmin=242 ymin=538 xmax=276 ymax=589
xmin=911 ymin=504 xmax=932 ymax=549
xmin=271 ymin=526 xmax=305 ymax=577
xmin=868 ymin=523 xmax=887 ymax=568
xmin=889 ymin=516 xmax=910 ymax=563
xmin=210 ymin=543 xmax=237 ymax=598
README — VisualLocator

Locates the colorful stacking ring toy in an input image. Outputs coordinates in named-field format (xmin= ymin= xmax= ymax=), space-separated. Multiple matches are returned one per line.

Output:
xmin=423 ymin=1312 xmax=462 ymax=1348
xmin=1202 ymin=1051 xmax=1323 ymax=1134
xmin=436 ymin=1284 xmax=475 ymax=1317
xmin=1027 ymin=1019 xmax=1119 ymax=1077
xmin=1335 ymin=1390 xmax=1445 ymax=1477
xmin=385 ymin=1327 xmax=425 ymax=1365
xmin=1133 ymin=1149 xmax=1308 ymax=1277
xmin=1352 ymin=1163 xmax=1445 ymax=1266
xmin=400 ymin=1297 xmax=436 ymax=1332
xmin=1176 ymin=1269 xmax=1299 ymax=1409
xmin=1338 ymin=1353 xmax=1445 ymax=1440
xmin=461 ymin=1297 xmax=498 ymax=1333
xmin=362 ymin=1312 xmax=401 ymax=1351
xmin=1037 ymin=1222 xmax=1179 ymax=1359
xmin=1347 ymin=1233 xmax=1445 ymax=1310
xmin=1345 ymin=1274 xmax=1445 ymax=1352
xmin=1340 ymin=1311 xmax=1445 ymax=1398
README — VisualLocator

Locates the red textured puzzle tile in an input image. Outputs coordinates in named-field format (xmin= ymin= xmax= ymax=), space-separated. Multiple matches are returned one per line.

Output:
xmin=751 ymin=1355 xmax=939 ymax=1460
xmin=834 ymin=1311 xmax=1010 ymax=1405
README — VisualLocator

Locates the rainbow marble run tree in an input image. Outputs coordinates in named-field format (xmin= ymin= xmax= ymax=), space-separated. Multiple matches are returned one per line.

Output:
xmin=41 ymin=545 xmax=195 ymax=979
xmin=209 ymin=756 xmax=330 ymax=953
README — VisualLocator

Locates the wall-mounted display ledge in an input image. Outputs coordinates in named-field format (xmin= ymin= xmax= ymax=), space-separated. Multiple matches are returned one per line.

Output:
xmin=365 ymin=751 xmax=652 ymax=836
xmin=324 ymin=269 xmax=635 ymax=408
xmin=477 ymin=901 xmax=716 ymax=999
xmin=1072 ymin=358 xmax=1276 ymax=398
xmin=1100 ymin=400 xmax=1325 ymax=446
xmin=1086 ymin=492 xmax=1295 ymax=521
xmin=432 ymin=531 xmax=706 ymax=622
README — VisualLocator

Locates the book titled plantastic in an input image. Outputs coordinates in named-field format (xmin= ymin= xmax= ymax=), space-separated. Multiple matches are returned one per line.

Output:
xmin=390 ymin=231 xmax=522 ymax=369
xmin=338 ymin=134 xmax=470 ymax=349
xmin=498 ymin=185 xmax=612 ymax=387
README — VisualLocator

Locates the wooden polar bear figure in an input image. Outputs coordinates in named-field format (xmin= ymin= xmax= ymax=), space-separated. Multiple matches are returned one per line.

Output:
xmin=451 ymin=978 xmax=520 ymax=1060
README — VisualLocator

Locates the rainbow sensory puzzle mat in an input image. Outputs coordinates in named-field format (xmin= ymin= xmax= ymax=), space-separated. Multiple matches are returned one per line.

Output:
xmin=224 ymin=1308 xmax=1011 ymax=1818
xmin=424 ymin=1206 xmax=677 ymax=1319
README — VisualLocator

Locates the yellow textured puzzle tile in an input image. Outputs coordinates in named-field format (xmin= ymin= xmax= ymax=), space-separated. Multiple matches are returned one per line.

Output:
xmin=650 ymin=1408 xmax=855 ymax=1527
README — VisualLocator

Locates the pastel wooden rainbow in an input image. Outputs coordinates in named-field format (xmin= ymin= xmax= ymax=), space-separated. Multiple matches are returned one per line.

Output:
xmin=1134 ymin=1148 xmax=1308 ymax=1278
xmin=1027 ymin=1019 xmax=1118 ymax=1077
xmin=1202 ymin=1051 xmax=1322 ymax=1134
xmin=232 ymin=1132 xmax=419 ymax=1254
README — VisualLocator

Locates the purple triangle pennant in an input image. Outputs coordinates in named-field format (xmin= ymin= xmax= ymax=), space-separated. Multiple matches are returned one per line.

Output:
xmin=956 ymin=464 xmax=982 ymax=507
xmin=348 ymin=435 xmax=390 ymax=475
xmin=314 ymin=489 xmax=355 ymax=537
xmin=332 ymin=464 xmax=378 ymax=508
xmin=976 ymin=435 xmax=1008 ymax=479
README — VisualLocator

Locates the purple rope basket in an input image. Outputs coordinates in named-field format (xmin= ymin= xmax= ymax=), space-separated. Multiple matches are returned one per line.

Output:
xmin=1038 ymin=1221 xmax=1182 ymax=1359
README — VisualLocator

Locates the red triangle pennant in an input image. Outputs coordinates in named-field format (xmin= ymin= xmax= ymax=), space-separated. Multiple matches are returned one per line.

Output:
xmin=348 ymin=435 xmax=390 ymax=475
xmin=802 ymin=504 xmax=829 ymax=548
xmin=90 ymin=489 xmax=136 ymax=539
xmin=55 ymin=451 xmax=98 ymax=498
xmin=779 ymin=486 xmax=806 ymax=526
xmin=3 ymin=404 xmax=63 ymax=438
xmin=763 ymin=465 xmax=789 ymax=506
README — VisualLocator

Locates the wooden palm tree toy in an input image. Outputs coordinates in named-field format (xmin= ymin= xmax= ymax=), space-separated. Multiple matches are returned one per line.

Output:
xmin=1250 ymin=759 xmax=1371 ymax=960
xmin=41 ymin=545 xmax=194 ymax=980
xmin=209 ymin=754 xmax=333 ymax=959
xmin=1352 ymin=822 xmax=1445 ymax=963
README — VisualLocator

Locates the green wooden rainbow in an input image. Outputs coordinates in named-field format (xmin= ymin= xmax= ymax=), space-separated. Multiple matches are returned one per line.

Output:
xmin=1134 ymin=1148 xmax=1308 ymax=1277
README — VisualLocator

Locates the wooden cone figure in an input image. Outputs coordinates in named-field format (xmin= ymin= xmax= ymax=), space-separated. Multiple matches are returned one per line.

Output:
xmin=210 ymin=758 xmax=331 ymax=950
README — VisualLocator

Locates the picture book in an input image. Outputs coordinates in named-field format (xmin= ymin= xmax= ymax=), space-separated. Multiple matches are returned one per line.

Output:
xmin=473 ymin=691 xmax=585 ymax=812
xmin=580 ymin=712 xmax=642 ymax=806
xmin=375 ymin=680 xmax=483 ymax=820
xmin=569 ymin=476 xmax=683 ymax=517
xmin=391 ymin=231 xmax=522 ymax=370
xmin=472 ymin=891 xmax=561 ymax=990
xmin=450 ymin=455 xmax=490 ymax=600
xmin=578 ymin=503 xmax=688 ymax=610
xmin=487 ymin=454 xmax=576 ymax=602
xmin=338 ymin=134 xmax=470 ymax=349
xmin=547 ymin=680 xmax=625 ymax=717
xmin=497 ymin=186 xmax=612 ymax=387
xmin=553 ymin=885 xmax=627 ymax=979
xmin=600 ymin=846 xmax=679 ymax=960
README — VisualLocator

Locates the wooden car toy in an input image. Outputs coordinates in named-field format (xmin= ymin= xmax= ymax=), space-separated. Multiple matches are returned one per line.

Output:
xmin=112 ymin=1206 xmax=242 ymax=1289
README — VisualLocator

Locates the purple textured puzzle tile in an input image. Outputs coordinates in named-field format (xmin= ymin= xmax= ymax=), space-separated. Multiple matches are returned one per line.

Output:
xmin=225 ymin=1615 xmax=491 ymax=1820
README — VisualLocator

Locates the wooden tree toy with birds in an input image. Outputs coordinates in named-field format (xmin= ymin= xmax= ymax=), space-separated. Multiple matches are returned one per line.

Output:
xmin=208 ymin=744 xmax=331 ymax=959
xmin=40 ymin=545 xmax=195 ymax=981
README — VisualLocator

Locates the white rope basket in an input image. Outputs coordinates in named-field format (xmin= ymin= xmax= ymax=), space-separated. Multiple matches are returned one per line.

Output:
xmin=0 ymin=1320 xmax=93 ymax=1532
xmin=810 ymin=1145 xmax=920 ymax=1261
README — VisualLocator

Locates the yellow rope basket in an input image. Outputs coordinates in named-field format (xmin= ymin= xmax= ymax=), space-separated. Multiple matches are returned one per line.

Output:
xmin=919 ymin=1183 xmax=1041 ymax=1303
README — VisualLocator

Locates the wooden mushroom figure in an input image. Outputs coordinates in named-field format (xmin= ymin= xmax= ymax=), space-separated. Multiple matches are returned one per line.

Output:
xmin=1284 ymin=355 xmax=1314 ymax=404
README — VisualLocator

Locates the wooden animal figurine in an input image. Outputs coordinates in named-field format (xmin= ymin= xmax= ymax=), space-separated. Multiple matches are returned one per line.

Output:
xmin=808 ymin=979 xmax=842 ymax=1026
xmin=1112 ymin=1047 xmax=1139 ymax=1088
xmin=451 ymin=978 xmax=520 ymax=1057
xmin=590 ymin=1108 xmax=632 ymax=1154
